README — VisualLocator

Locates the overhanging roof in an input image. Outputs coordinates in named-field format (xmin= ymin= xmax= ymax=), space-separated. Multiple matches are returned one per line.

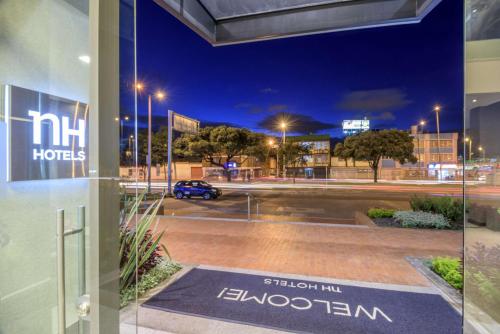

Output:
xmin=154 ymin=0 xmax=442 ymax=46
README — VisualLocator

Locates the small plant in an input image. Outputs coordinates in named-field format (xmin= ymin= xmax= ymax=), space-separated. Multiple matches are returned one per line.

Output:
xmin=432 ymin=257 xmax=463 ymax=290
xmin=393 ymin=211 xmax=450 ymax=229
xmin=410 ymin=196 xmax=464 ymax=224
xmin=367 ymin=208 xmax=395 ymax=219
xmin=119 ymin=190 xmax=171 ymax=290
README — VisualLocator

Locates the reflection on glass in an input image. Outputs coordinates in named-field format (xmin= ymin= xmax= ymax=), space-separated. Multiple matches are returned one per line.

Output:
xmin=464 ymin=1 xmax=500 ymax=333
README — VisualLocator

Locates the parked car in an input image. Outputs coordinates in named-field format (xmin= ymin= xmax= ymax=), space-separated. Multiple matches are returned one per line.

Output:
xmin=173 ymin=180 xmax=222 ymax=200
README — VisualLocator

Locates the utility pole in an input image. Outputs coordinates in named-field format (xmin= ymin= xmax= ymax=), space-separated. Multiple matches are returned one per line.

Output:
xmin=167 ymin=110 xmax=173 ymax=195
xmin=434 ymin=105 xmax=442 ymax=181
xmin=418 ymin=120 xmax=425 ymax=179
xmin=147 ymin=94 xmax=152 ymax=193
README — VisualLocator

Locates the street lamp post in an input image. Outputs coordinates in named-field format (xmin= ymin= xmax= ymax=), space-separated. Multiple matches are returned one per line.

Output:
xmin=280 ymin=122 xmax=287 ymax=178
xmin=434 ymin=105 xmax=442 ymax=180
xmin=136 ymin=83 xmax=166 ymax=193
xmin=478 ymin=146 xmax=485 ymax=162
xmin=418 ymin=120 xmax=425 ymax=179
xmin=465 ymin=137 xmax=472 ymax=161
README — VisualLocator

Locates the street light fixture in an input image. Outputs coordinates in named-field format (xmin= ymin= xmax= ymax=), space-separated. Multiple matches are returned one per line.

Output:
xmin=417 ymin=120 xmax=426 ymax=178
xmin=478 ymin=146 xmax=485 ymax=162
xmin=279 ymin=121 xmax=287 ymax=178
xmin=434 ymin=105 xmax=442 ymax=180
xmin=465 ymin=137 xmax=472 ymax=161
xmin=135 ymin=82 xmax=167 ymax=193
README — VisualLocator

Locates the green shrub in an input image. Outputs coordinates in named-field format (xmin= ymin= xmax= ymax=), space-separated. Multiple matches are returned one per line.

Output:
xmin=432 ymin=257 xmax=463 ymax=290
xmin=410 ymin=196 xmax=464 ymax=223
xmin=393 ymin=211 xmax=450 ymax=229
xmin=367 ymin=208 xmax=395 ymax=219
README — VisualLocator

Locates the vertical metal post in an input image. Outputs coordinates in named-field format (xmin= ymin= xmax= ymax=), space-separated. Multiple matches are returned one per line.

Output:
xmin=256 ymin=201 xmax=259 ymax=217
xmin=167 ymin=110 xmax=173 ymax=195
xmin=147 ymin=94 xmax=152 ymax=193
xmin=57 ymin=209 xmax=66 ymax=334
xmin=247 ymin=193 xmax=251 ymax=221
xmin=77 ymin=206 xmax=86 ymax=295
xmin=435 ymin=108 xmax=442 ymax=180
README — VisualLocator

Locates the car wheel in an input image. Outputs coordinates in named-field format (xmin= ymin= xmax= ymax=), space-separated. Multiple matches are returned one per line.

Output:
xmin=175 ymin=192 xmax=184 ymax=199
xmin=202 ymin=193 xmax=212 ymax=200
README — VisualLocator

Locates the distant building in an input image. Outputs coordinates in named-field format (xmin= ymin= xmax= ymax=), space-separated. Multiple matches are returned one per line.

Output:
xmin=406 ymin=125 xmax=459 ymax=179
xmin=284 ymin=134 xmax=331 ymax=178
xmin=342 ymin=118 xmax=370 ymax=135
xmin=470 ymin=102 xmax=500 ymax=159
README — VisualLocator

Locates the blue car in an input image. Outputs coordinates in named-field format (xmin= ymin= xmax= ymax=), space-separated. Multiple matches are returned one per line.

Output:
xmin=173 ymin=180 xmax=222 ymax=200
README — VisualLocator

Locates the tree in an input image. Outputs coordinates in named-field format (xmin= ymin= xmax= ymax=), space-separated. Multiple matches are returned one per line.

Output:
xmin=350 ymin=130 xmax=417 ymax=183
xmin=334 ymin=142 xmax=349 ymax=167
xmin=174 ymin=126 xmax=267 ymax=181
xmin=334 ymin=137 xmax=361 ymax=167
xmin=344 ymin=135 xmax=362 ymax=167
xmin=279 ymin=142 xmax=311 ymax=180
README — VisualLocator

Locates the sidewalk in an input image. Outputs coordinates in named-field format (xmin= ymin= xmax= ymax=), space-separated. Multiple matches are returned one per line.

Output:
xmin=157 ymin=216 xmax=462 ymax=286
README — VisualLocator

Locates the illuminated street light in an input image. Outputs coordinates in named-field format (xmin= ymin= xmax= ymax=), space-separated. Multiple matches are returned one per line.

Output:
xmin=478 ymin=146 xmax=486 ymax=162
xmin=465 ymin=137 xmax=472 ymax=161
xmin=417 ymin=120 xmax=426 ymax=178
xmin=268 ymin=139 xmax=275 ymax=146
xmin=434 ymin=105 xmax=442 ymax=180
xmin=134 ymin=81 xmax=168 ymax=192
xmin=279 ymin=121 xmax=287 ymax=178
xmin=156 ymin=91 xmax=166 ymax=100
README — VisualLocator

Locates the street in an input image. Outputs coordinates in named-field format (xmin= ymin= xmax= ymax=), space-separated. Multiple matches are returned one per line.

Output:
xmin=162 ymin=188 xmax=414 ymax=222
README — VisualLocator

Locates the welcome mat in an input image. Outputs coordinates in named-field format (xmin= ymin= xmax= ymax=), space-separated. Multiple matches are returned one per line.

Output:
xmin=143 ymin=268 xmax=461 ymax=334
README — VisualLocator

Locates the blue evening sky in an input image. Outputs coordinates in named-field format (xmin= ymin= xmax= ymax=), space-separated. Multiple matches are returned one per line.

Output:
xmin=121 ymin=0 xmax=463 ymax=138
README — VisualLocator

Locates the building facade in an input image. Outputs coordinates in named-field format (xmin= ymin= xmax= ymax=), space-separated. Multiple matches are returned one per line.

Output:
xmin=410 ymin=125 xmax=460 ymax=167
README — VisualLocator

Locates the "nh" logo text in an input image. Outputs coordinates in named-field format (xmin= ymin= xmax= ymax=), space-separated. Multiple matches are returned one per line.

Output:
xmin=28 ymin=110 xmax=86 ymax=148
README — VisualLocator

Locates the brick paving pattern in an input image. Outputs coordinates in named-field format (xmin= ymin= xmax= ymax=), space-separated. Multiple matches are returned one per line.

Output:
xmin=158 ymin=217 xmax=462 ymax=286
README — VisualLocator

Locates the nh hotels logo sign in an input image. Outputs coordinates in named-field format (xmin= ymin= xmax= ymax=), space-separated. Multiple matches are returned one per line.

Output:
xmin=29 ymin=110 xmax=86 ymax=161
xmin=5 ymin=85 xmax=89 ymax=181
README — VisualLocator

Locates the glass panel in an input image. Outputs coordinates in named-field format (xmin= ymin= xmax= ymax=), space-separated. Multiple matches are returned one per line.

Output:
xmin=0 ymin=0 xmax=138 ymax=333
xmin=464 ymin=0 xmax=500 ymax=333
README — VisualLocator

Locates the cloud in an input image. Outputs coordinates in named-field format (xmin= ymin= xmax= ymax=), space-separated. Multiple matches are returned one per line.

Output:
xmin=268 ymin=104 xmax=288 ymax=112
xmin=249 ymin=106 xmax=264 ymax=114
xmin=260 ymin=87 xmax=279 ymax=94
xmin=257 ymin=112 xmax=338 ymax=134
xmin=234 ymin=103 xmax=264 ymax=114
xmin=337 ymin=88 xmax=411 ymax=112
xmin=370 ymin=111 xmax=396 ymax=121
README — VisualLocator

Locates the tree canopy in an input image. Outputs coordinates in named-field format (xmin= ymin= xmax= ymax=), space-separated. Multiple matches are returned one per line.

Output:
xmin=342 ymin=130 xmax=417 ymax=182
xmin=174 ymin=126 xmax=267 ymax=180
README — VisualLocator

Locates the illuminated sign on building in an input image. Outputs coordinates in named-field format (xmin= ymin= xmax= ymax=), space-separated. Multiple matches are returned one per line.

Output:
xmin=5 ymin=85 xmax=89 ymax=181
xmin=342 ymin=119 xmax=370 ymax=135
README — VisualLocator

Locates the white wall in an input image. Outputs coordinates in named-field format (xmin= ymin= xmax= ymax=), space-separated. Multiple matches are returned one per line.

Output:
xmin=0 ymin=1 xmax=90 ymax=333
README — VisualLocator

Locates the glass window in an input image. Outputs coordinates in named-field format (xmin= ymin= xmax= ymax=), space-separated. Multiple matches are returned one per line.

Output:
xmin=464 ymin=1 xmax=500 ymax=332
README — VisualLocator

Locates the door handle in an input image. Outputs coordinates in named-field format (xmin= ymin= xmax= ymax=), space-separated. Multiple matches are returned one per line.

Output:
xmin=56 ymin=206 xmax=87 ymax=334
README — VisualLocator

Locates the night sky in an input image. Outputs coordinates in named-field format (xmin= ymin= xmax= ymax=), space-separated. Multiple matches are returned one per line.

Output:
xmin=121 ymin=0 xmax=463 ymax=138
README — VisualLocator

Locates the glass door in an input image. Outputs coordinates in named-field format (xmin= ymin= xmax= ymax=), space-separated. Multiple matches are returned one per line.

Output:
xmin=0 ymin=0 xmax=138 ymax=333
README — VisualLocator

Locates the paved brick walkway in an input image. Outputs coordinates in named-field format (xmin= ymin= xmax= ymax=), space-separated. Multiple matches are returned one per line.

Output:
xmin=158 ymin=217 xmax=462 ymax=286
